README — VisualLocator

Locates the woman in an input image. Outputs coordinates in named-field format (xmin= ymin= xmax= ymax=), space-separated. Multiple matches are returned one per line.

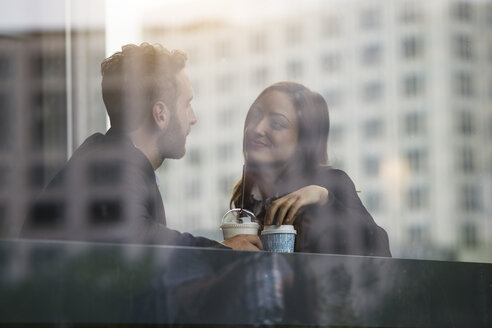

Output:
xmin=231 ymin=82 xmax=391 ymax=256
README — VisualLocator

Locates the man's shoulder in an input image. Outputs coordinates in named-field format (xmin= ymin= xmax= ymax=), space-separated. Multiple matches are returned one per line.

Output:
xmin=74 ymin=131 xmax=154 ymax=179
xmin=77 ymin=130 xmax=128 ymax=151
xmin=74 ymin=131 xmax=143 ymax=161
xmin=68 ymin=132 xmax=107 ymax=158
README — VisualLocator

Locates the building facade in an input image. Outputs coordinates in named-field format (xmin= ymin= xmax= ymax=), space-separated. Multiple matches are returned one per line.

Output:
xmin=144 ymin=0 xmax=492 ymax=261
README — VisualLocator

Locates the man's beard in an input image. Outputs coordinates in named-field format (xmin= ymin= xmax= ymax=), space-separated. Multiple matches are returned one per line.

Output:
xmin=160 ymin=113 xmax=187 ymax=159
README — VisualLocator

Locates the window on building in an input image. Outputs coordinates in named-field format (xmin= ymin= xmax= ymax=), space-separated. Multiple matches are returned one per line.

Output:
xmin=28 ymin=198 xmax=66 ymax=228
xmin=403 ymin=74 xmax=424 ymax=97
xmin=29 ymin=162 xmax=50 ymax=189
xmin=0 ymin=202 xmax=7 ymax=234
xmin=0 ymin=54 xmax=13 ymax=79
xmin=362 ymin=43 xmax=382 ymax=65
xmin=407 ymin=185 xmax=428 ymax=210
xmin=0 ymin=92 xmax=12 ymax=152
xmin=400 ymin=2 xmax=423 ymax=23
xmin=453 ymin=2 xmax=473 ymax=21
xmin=460 ymin=184 xmax=481 ymax=212
xmin=88 ymin=198 xmax=123 ymax=225
xmin=250 ymin=32 xmax=267 ymax=54
xmin=404 ymin=111 xmax=426 ymax=136
xmin=462 ymin=222 xmax=478 ymax=248
xmin=360 ymin=7 xmax=382 ymax=29
xmin=185 ymin=178 xmax=202 ymax=199
xmin=30 ymin=53 xmax=44 ymax=79
xmin=363 ymin=118 xmax=384 ymax=138
xmin=321 ymin=53 xmax=341 ymax=72
xmin=457 ymin=110 xmax=474 ymax=136
xmin=454 ymin=34 xmax=473 ymax=60
xmin=30 ymin=91 xmax=67 ymax=154
xmin=402 ymin=36 xmax=423 ymax=59
xmin=459 ymin=147 xmax=475 ymax=173
xmin=0 ymin=162 xmax=9 ymax=188
xmin=364 ymin=191 xmax=382 ymax=212
xmin=321 ymin=16 xmax=341 ymax=37
xmin=363 ymin=155 xmax=380 ymax=176
xmin=287 ymin=60 xmax=303 ymax=79
xmin=454 ymin=72 xmax=474 ymax=97
xmin=406 ymin=149 xmax=427 ymax=173
xmin=408 ymin=225 xmax=427 ymax=243
xmin=330 ymin=124 xmax=344 ymax=143
xmin=286 ymin=24 xmax=302 ymax=45
xmin=323 ymin=88 xmax=343 ymax=107
xmin=187 ymin=148 xmax=202 ymax=166
xmin=217 ymin=142 xmax=234 ymax=161
xmin=362 ymin=81 xmax=383 ymax=102
xmin=488 ymin=3 xmax=492 ymax=25
xmin=44 ymin=55 xmax=66 ymax=79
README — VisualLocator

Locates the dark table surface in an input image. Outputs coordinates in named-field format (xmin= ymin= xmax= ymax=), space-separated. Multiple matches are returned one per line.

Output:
xmin=0 ymin=239 xmax=491 ymax=327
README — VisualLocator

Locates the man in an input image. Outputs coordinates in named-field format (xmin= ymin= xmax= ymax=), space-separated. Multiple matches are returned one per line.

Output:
xmin=22 ymin=43 xmax=261 ymax=251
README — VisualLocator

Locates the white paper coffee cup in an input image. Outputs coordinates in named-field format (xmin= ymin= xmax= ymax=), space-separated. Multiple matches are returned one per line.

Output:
xmin=220 ymin=222 xmax=260 ymax=240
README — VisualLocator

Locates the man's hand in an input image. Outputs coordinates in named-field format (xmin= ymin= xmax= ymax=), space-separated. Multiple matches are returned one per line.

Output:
xmin=222 ymin=234 xmax=263 ymax=251
xmin=264 ymin=185 xmax=329 ymax=226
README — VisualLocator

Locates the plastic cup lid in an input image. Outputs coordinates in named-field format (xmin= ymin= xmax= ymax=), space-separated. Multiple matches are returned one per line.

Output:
xmin=261 ymin=225 xmax=297 ymax=235
xmin=221 ymin=208 xmax=258 ymax=224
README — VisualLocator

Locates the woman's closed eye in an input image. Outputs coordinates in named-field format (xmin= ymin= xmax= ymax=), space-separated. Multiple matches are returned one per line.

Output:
xmin=268 ymin=112 xmax=291 ymax=130
xmin=269 ymin=118 xmax=289 ymax=130
xmin=270 ymin=120 xmax=288 ymax=130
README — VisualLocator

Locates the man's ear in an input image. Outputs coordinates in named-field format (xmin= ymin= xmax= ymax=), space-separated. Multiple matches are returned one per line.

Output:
xmin=152 ymin=101 xmax=170 ymax=131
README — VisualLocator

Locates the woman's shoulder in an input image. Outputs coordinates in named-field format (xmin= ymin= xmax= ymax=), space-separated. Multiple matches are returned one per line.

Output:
xmin=316 ymin=166 xmax=356 ymax=190
xmin=318 ymin=166 xmax=352 ymax=180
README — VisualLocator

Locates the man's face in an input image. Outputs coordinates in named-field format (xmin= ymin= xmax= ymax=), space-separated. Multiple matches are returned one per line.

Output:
xmin=161 ymin=70 xmax=196 ymax=159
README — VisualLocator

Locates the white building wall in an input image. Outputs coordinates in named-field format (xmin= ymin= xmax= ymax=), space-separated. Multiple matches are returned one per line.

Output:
xmin=145 ymin=0 xmax=492 ymax=261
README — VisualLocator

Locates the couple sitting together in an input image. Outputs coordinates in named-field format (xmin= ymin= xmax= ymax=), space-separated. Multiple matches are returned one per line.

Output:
xmin=22 ymin=42 xmax=391 ymax=257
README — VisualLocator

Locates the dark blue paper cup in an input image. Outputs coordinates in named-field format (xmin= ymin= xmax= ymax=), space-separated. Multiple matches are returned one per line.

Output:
xmin=260 ymin=225 xmax=297 ymax=253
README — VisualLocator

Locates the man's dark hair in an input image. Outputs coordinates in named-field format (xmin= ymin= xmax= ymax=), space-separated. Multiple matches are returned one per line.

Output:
xmin=101 ymin=42 xmax=187 ymax=131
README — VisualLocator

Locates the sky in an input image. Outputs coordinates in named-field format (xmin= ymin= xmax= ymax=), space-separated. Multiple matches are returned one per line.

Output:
xmin=0 ymin=0 xmax=330 ymax=55
xmin=105 ymin=0 xmax=325 ymax=55
xmin=0 ymin=0 xmax=105 ymax=32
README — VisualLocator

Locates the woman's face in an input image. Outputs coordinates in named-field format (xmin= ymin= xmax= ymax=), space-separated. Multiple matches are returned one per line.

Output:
xmin=244 ymin=90 xmax=299 ymax=166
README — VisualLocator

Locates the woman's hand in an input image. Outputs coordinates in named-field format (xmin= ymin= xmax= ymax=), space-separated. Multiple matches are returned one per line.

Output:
xmin=264 ymin=185 xmax=329 ymax=226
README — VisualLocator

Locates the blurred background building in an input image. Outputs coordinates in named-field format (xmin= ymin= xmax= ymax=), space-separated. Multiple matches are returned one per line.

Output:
xmin=0 ymin=0 xmax=491 ymax=262
xmin=0 ymin=0 xmax=106 ymax=237
xmin=143 ymin=0 xmax=492 ymax=261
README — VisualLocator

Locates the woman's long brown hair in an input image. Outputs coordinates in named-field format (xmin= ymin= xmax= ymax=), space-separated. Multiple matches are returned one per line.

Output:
xmin=230 ymin=82 xmax=330 ymax=209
